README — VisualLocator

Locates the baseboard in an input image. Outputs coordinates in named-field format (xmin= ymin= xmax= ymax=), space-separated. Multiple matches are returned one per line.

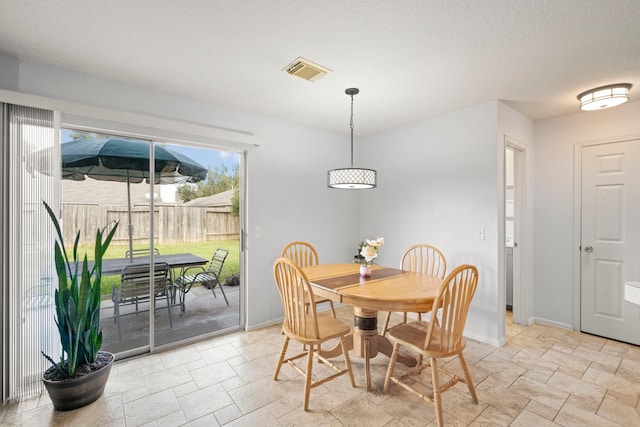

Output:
xmin=245 ymin=317 xmax=283 ymax=331
xmin=530 ymin=316 xmax=574 ymax=330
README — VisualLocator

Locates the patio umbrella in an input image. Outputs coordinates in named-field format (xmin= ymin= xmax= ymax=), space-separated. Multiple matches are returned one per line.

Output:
xmin=43 ymin=138 xmax=207 ymax=260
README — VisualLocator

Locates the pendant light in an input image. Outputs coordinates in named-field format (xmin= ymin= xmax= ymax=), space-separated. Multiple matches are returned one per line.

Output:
xmin=327 ymin=88 xmax=377 ymax=189
xmin=577 ymin=83 xmax=632 ymax=111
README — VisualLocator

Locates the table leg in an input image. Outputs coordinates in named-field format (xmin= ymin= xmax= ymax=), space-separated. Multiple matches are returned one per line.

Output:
xmin=316 ymin=307 xmax=417 ymax=391
xmin=350 ymin=308 xmax=376 ymax=390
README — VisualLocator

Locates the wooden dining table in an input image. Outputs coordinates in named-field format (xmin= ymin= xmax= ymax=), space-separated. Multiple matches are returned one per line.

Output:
xmin=302 ymin=263 xmax=443 ymax=390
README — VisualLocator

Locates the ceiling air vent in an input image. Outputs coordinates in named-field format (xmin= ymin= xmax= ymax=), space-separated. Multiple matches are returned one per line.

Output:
xmin=282 ymin=57 xmax=331 ymax=82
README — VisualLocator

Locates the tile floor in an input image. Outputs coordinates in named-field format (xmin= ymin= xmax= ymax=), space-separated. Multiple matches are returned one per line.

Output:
xmin=2 ymin=308 xmax=640 ymax=426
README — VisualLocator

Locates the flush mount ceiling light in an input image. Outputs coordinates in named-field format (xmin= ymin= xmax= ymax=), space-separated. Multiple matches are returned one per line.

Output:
xmin=577 ymin=83 xmax=632 ymax=111
xmin=327 ymin=88 xmax=377 ymax=189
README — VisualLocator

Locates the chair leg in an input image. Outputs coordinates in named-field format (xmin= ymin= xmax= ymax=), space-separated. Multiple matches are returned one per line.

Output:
xmin=215 ymin=281 xmax=229 ymax=305
xmin=458 ymin=353 xmax=478 ymax=403
xmin=364 ymin=336 xmax=372 ymax=391
xmin=328 ymin=301 xmax=336 ymax=318
xmin=164 ymin=293 xmax=173 ymax=329
xmin=115 ymin=302 xmax=122 ymax=341
xmin=179 ymin=289 xmax=185 ymax=314
xmin=381 ymin=312 xmax=392 ymax=335
xmin=303 ymin=344 xmax=314 ymax=411
xmin=383 ymin=342 xmax=400 ymax=393
xmin=341 ymin=336 xmax=356 ymax=387
xmin=431 ymin=357 xmax=444 ymax=427
xmin=273 ymin=337 xmax=290 ymax=380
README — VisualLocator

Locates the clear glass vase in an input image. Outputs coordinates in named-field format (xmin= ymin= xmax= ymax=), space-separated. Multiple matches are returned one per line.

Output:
xmin=359 ymin=265 xmax=372 ymax=277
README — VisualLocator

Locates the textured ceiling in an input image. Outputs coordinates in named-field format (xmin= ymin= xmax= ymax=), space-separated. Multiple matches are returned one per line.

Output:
xmin=1 ymin=0 xmax=639 ymax=135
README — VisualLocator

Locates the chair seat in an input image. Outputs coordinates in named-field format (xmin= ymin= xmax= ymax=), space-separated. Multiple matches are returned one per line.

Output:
xmin=312 ymin=294 xmax=332 ymax=304
xmin=388 ymin=320 xmax=466 ymax=357
xmin=283 ymin=312 xmax=350 ymax=344
xmin=177 ymin=273 xmax=216 ymax=286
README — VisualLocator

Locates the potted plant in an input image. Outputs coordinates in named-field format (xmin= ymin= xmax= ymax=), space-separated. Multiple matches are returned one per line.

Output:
xmin=41 ymin=201 xmax=118 ymax=411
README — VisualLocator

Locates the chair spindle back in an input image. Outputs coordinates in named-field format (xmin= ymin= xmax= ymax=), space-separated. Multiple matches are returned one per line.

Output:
xmin=273 ymin=257 xmax=319 ymax=340
xmin=281 ymin=241 xmax=319 ymax=268
xmin=401 ymin=244 xmax=447 ymax=278
xmin=425 ymin=264 xmax=478 ymax=353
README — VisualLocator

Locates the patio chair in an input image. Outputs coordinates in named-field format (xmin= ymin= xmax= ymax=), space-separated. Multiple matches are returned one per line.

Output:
xmin=281 ymin=241 xmax=336 ymax=317
xmin=173 ymin=248 xmax=229 ymax=313
xmin=272 ymin=257 xmax=356 ymax=411
xmin=381 ymin=243 xmax=446 ymax=335
xmin=383 ymin=264 xmax=479 ymax=427
xmin=124 ymin=247 xmax=160 ymax=258
xmin=112 ymin=262 xmax=174 ymax=340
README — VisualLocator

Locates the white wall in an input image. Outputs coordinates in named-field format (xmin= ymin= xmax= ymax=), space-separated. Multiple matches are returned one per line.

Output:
xmin=534 ymin=101 xmax=640 ymax=328
xmin=0 ymin=54 xmax=19 ymax=91
xmin=361 ymin=102 xmax=503 ymax=345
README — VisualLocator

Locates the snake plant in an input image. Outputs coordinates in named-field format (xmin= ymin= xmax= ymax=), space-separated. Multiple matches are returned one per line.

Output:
xmin=42 ymin=201 xmax=118 ymax=379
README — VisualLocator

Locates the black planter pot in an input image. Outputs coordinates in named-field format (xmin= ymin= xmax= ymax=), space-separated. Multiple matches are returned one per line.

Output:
xmin=42 ymin=351 xmax=114 ymax=411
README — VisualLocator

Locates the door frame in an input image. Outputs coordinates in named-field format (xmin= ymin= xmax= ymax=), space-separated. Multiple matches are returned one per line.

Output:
xmin=504 ymin=136 xmax=529 ymax=325
xmin=572 ymin=134 xmax=640 ymax=331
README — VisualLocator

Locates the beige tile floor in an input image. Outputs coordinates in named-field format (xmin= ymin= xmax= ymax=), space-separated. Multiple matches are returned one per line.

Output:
xmin=2 ymin=307 xmax=640 ymax=426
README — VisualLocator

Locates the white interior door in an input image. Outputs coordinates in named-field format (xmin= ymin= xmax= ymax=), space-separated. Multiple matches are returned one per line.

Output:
xmin=581 ymin=139 xmax=640 ymax=344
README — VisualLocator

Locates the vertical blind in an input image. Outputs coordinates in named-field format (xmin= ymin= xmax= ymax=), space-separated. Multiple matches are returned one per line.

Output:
xmin=2 ymin=103 xmax=58 ymax=401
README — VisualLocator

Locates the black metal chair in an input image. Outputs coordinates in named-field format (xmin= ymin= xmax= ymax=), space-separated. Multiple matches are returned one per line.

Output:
xmin=124 ymin=247 xmax=160 ymax=258
xmin=173 ymin=248 xmax=229 ymax=313
xmin=112 ymin=262 xmax=174 ymax=340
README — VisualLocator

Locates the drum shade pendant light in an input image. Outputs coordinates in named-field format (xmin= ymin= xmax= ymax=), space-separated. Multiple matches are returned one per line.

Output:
xmin=577 ymin=83 xmax=632 ymax=111
xmin=328 ymin=88 xmax=377 ymax=189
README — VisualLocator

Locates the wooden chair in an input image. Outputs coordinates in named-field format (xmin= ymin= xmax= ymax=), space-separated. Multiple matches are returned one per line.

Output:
xmin=383 ymin=264 xmax=479 ymax=427
xmin=281 ymin=241 xmax=336 ymax=317
xmin=112 ymin=262 xmax=174 ymax=340
xmin=381 ymin=244 xmax=447 ymax=335
xmin=272 ymin=257 xmax=356 ymax=411
xmin=173 ymin=248 xmax=229 ymax=313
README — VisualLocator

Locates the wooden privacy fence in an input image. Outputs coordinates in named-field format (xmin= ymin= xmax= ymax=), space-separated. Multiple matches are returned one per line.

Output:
xmin=62 ymin=204 xmax=239 ymax=246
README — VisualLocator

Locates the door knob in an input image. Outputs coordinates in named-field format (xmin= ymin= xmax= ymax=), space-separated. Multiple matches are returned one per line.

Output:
xmin=584 ymin=246 xmax=593 ymax=252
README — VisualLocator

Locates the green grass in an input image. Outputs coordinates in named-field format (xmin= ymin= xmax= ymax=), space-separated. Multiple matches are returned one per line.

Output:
xmin=69 ymin=240 xmax=240 ymax=296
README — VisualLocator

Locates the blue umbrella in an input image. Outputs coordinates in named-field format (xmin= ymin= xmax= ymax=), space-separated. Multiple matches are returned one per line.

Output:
xmin=52 ymin=138 xmax=207 ymax=260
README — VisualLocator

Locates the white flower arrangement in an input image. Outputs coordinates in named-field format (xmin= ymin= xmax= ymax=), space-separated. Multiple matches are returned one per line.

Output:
xmin=358 ymin=237 xmax=384 ymax=266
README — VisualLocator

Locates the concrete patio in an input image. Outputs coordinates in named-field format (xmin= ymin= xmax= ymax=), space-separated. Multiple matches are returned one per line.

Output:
xmin=100 ymin=283 xmax=241 ymax=353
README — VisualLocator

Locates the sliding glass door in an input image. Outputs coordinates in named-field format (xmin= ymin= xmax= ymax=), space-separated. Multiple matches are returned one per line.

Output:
xmin=59 ymin=130 xmax=242 ymax=356
xmin=2 ymin=104 xmax=244 ymax=402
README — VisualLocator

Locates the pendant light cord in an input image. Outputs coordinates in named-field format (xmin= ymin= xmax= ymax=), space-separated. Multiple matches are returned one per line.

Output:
xmin=350 ymin=92 xmax=355 ymax=167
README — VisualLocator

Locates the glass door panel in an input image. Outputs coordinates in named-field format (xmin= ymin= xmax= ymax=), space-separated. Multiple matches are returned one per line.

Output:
xmin=60 ymin=130 xmax=153 ymax=355
xmin=152 ymin=141 xmax=241 ymax=346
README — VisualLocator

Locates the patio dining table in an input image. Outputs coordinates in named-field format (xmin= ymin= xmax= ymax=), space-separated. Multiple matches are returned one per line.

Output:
xmin=92 ymin=253 xmax=208 ymax=276
xmin=95 ymin=253 xmax=209 ymax=318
